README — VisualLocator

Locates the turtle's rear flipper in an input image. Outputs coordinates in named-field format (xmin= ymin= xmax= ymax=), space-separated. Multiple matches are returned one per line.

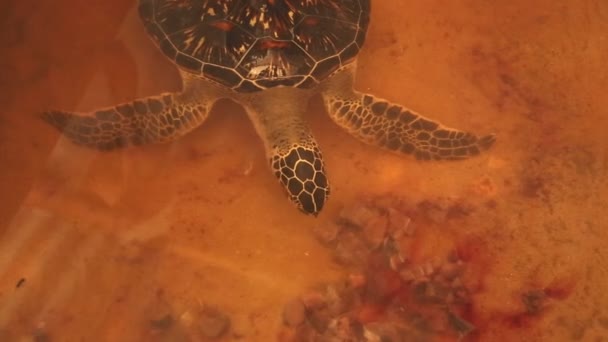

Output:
xmin=323 ymin=68 xmax=495 ymax=161
xmin=42 ymin=91 xmax=213 ymax=151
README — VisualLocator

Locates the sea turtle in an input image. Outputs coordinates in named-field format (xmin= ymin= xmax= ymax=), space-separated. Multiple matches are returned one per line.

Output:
xmin=42 ymin=0 xmax=495 ymax=215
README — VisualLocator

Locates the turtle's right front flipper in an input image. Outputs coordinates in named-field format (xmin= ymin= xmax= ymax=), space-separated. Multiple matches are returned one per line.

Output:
xmin=323 ymin=67 xmax=495 ymax=161
xmin=41 ymin=79 xmax=216 ymax=150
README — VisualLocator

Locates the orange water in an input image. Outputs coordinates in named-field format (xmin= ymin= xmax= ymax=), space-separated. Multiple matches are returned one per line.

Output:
xmin=1 ymin=1 xmax=607 ymax=341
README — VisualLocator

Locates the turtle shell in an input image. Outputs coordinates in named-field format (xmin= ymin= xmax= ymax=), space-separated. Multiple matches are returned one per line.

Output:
xmin=139 ymin=0 xmax=370 ymax=92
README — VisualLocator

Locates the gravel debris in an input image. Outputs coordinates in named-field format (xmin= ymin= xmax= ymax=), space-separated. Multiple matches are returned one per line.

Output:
xmin=281 ymin=197 xmax=478 ymax=341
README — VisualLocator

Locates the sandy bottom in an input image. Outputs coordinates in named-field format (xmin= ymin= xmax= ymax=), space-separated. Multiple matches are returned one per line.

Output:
xmin=1 ymin=1 xmax=607 ymax=341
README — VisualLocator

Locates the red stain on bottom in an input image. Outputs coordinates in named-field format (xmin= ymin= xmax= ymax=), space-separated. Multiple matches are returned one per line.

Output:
xmin=284 ymin=196 xmax=579 ymax=341
xmin=357 ymin=230 xmax=576 ymax=341
xmin=356 ymin=303 xmax=385 ymax=324
xmin=543 ymin=276 xmax=576 ymax=300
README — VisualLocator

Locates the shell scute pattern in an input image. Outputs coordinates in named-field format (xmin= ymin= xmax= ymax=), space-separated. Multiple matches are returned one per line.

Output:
xmin=139 ymin=0 xmax=370 ymax=92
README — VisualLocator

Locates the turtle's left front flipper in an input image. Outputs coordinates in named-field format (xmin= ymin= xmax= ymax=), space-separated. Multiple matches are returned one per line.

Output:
xmin=322 ymin=68 xmax=495 ymax=160
xmin=41 ymin=77 xmax=217 ymax=150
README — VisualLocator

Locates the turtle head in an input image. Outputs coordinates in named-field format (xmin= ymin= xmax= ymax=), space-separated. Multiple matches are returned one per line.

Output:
xmin=271 ymin=145 xmax=330 ymax=216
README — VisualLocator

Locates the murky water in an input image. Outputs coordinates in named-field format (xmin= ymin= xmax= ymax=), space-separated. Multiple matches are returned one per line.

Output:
xmin=1 ymin=1 xmax=607 ymax=341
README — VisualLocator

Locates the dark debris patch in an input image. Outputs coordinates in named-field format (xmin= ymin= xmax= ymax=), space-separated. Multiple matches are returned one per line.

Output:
xmin=16 ymin=277 xmax=26 ymax=289
xmin=522 ymin=289 xmax=547 ymax=315
xmin=150 ymin=314 xmax=174 ymax=330
xmin=32 ymin=327 xmax=50 ymax=342
xmin=199 ymin=305 xmax=231 ymax=339
xmin=145 ymin=302 xmax=231 ymax=340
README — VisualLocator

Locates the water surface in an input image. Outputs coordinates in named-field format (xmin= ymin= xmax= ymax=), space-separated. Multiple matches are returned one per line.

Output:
xmin=1 ymin=1 xmax=607 ymax=341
